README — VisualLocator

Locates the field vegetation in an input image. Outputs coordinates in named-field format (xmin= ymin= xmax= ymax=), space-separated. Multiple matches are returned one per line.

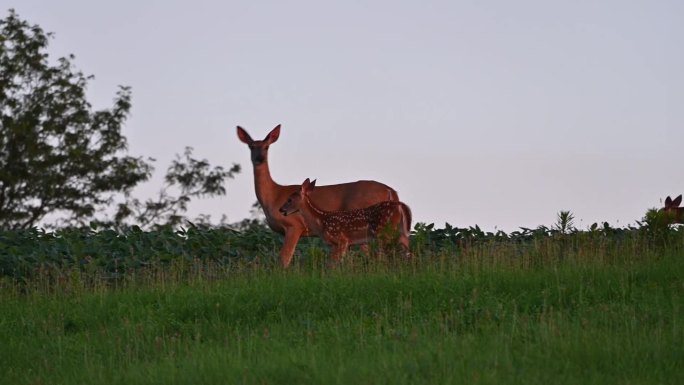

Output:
xmin=1 ymin=212 xmax=683 ymax=384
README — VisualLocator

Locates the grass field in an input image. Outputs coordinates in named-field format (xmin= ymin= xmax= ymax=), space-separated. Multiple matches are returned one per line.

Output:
xmin=1 ymin=246 xmax=682 ymax=385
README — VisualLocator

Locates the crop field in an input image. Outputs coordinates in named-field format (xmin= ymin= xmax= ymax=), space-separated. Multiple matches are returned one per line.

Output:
xmin=1 ymin=219 xmax=683 ymax=384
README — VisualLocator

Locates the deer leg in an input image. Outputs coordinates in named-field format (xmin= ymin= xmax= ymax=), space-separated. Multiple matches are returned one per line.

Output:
xmin=399 ymin=234 xmax=412 ymax=259
xmin=279 ymin=227 xmax=303 ymax=268
xmin=329 ymin=238 xmax=349 ymax=265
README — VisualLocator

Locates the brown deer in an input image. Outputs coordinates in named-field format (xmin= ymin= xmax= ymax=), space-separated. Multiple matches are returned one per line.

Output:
xmin=237 ymin=125 xmax=401 ymax=267
xmin=279 ymin=178 xmax=411 ymax=263
xmin=662 ymin=195 xmax=684 ymax=224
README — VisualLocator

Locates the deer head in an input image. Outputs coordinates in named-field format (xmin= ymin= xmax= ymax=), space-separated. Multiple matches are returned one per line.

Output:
xmin=664 ymin=195 xmax=682 ymax=210
xmin=280 ymin=178 xmax=316 ymax=216
xmin=236 ymin=124 xmax=281 ymax=166
xmin=662 ymin=194 xmax=683 ymax=223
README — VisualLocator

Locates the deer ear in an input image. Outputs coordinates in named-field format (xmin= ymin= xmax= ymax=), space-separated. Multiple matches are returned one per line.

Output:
xmin=264 ymin=124 xmax=281 ymax=144
xmin=301 ymin=178 xmax=310 ymax=193
xmin=665 ymin=196 xmax=672 ymax=207
xmin=304 ymin=179 xmax=316 ymax=194
xmin=236 ymin=126 xmax=253 ymax=144
xmin=674 ymin=195 xmax=683 ymax=207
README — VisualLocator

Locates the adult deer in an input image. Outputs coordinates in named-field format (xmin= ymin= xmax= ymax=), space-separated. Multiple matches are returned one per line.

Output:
xmin=662 ymin=195 xmax=684 ymax=224
xmin=279 ymin=178 xmax=411 ymax=263
xmin=237 ymin=125 xmax=400 ymax=267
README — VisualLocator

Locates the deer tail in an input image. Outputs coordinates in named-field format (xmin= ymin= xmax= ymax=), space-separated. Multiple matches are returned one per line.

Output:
xmin=387 ymin=188 xmax=399 ymax=202
xmin=399 ymin=202 xmax=412 ymax=236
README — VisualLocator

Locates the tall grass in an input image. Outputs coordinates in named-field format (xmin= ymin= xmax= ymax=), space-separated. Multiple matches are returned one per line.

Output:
xmin=1 ymin=220 xmax=683 ymax=384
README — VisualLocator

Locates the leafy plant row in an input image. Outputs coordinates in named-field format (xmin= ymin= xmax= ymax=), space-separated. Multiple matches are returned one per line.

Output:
xmin=1 ymin=210 xmax=682 ymax=281
xmin=0 ymin=225 xmax=281 ymax=281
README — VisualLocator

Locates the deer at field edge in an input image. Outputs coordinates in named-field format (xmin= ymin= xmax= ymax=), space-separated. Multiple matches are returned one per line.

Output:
xmin=662 ymin=195 xmax=684 ymax=224
xmin=279 ymin=178 xmax=411 ymax=263
xmin=237 ymin=125 xmax=401 ymax=267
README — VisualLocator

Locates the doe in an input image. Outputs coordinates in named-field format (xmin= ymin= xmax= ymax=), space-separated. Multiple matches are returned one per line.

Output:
xmin=280 ymin=178 xmax=412 ymax=263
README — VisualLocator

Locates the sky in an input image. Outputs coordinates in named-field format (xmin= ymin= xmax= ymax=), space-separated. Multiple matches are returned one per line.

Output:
xmin=7 ymin=0 xmax=684 ymax=231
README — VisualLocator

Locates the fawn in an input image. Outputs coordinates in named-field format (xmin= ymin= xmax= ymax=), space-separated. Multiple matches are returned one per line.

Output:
xmin=279 ymin=178 xmax=412 ymax=263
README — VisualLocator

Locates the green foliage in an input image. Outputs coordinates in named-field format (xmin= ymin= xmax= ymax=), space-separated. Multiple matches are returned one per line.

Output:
xmin=0 ymin=224 xmax=279 ymax=281
xmin=1 ymin=216 xmax=683 ymax=283
xmin=0 ymin=214 xmax=682 ymax=385
xmin=1 ymin=254 xmax=682 ymax=384
xmin=108 ymin=147 xmax=240 ymax=229
xmin=0 ymin=9 xmax=151 ymax=229
xmin=638 ymin=208 xmax=676 ymax=243
xmin=554 ymin=210 xmax=575 ymax=234
xmin=0 ymin=10 xmax=240 ymax=230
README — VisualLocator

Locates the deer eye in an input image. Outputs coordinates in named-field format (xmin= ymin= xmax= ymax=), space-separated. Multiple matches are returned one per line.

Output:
xmin=264 ymin=145 xmax=269 ymax=150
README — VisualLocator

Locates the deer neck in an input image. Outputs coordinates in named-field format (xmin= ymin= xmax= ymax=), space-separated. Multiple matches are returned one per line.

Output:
xmin=299 ymin=195 xmax=327 ymax=235
xmin=252 ymin=161 xmax=280 ymax=208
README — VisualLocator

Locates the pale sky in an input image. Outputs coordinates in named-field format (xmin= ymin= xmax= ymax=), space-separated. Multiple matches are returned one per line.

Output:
xmin=9 ymin=0 xmax=684 ymax=231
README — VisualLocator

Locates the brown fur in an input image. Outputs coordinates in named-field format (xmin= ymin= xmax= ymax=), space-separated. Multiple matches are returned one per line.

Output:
xmin=280 ymin=178 xmax=411 ymax=263
xmin=237 ymin=125 xmax=400 ymax=267
xmin=662 ymin=195 xmax=684 ymax=224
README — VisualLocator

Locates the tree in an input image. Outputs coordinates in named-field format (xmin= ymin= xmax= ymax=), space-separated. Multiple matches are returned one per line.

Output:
xmin=0 ymin=10 xmax=239 ymax=229
xmin=107 ymin=147 xmax=240 ymax=229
